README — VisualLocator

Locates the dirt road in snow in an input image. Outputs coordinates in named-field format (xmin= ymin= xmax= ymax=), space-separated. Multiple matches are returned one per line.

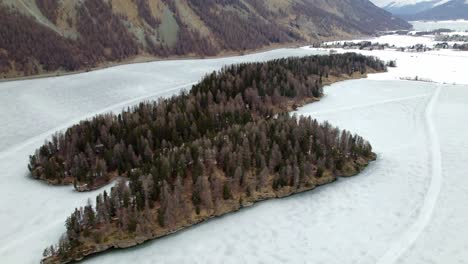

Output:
xmin=377 ymin=86 xmax=442 ymax=264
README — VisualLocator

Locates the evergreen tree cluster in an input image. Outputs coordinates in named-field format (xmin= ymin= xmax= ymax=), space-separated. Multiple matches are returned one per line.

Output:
xmin=38 ymin=54 xmax=383 ymax=263
xmin=44 ymin=116 xmax=374 ymax=262
xmin=29 ymin=53 xmax=384 ymax=190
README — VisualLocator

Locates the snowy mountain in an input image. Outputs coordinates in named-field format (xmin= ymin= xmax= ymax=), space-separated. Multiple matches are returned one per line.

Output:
xmin=382 ymin=1 xmax=450 ymax=16
xmin=410 ymin=0 xmax=468 ymax=20
xmin=371 ymin=0 xmax=468 ymax=20
xmin=372 ymin=0 xmax=449 ymax=8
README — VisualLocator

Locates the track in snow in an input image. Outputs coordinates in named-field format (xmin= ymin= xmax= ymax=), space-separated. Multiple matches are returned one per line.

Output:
xmin=376 ymin=86 xmax=442 ymax=264
xmin=302 ymin=93 xmax=433 ymax=116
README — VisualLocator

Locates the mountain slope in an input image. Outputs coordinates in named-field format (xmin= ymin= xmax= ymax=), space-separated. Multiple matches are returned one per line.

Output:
xmin=380 ymin=0 xmax=446 ymax=16
xmin=0 ymin=0 xmax=410 ymax=79
xmin=372 ymin=0 xmax=468 ymax=20
xmin=409 ymin=0 xmax=468 ymax=20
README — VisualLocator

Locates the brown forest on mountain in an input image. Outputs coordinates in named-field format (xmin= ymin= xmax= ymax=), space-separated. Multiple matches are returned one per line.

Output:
xmin=75 ymin=0 xmax=140 ymax=62
xmin=186 ymin=0 xmax=297 ymax=50
xmin=0 ymin=0 xmax=409 ymax=78
xmin=136 ymin=0 xmax=161 ymax=28
xmin=36 ymin=0 xmax=59 ymax=24
xmin=0 ymin=7 xmax=84 ymax=75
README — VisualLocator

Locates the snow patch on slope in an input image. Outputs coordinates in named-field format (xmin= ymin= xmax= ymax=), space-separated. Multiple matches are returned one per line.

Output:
xmin=372 ymin=0 xmax=448 ymax=8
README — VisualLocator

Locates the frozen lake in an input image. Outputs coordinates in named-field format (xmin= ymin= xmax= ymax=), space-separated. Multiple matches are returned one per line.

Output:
xmin=0 ymin=46 xmax=468 ymax=264
xmin=411 ymin=20 xmax=468 ymax=32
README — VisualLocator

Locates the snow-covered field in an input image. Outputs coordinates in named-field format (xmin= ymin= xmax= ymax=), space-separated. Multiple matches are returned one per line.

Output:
xmin=1 ymin=36 xmax=468 ymax=264
xmin=411 ymin=20 xmax=468 ymax=32
xmin=326 ymin=35 xmax=437 ymax=48
xmin=309 ymin=47 xmax=468 ymax=85
xmin=318 ymin=22 xmax=468 ymax=85
xmin=325 ymin=32 xmax=466 ymax=50
xmin=325 ymin=20 xmax=468 ymax=50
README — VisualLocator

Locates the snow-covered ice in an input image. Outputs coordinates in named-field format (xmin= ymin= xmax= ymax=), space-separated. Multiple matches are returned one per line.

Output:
xmin=1 ymin=42 xmax=468 ymax=264
xmin=0 ymin=48 xmax=329 ymax=263
xmin=411 ymin=20 xmax=468 ymax=32
xmin=0 ymin=48 xmax=326 ymax=152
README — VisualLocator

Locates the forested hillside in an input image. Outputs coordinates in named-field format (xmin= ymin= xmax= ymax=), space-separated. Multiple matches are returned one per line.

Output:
xmin=32 ymin=53 xmax=385 ymax=263
xmin=0 ymin=0 xmax=409 ymax=78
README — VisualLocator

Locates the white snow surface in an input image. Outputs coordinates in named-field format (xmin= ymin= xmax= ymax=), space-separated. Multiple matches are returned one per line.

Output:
xmin=311 ymin=47 xmax=468 ymax=85
xmin=326 ymin=35 xmax=437 ymax=48
xmin=442 ymin=31 xmax=468 ymax=36
xmin=411 ymin=20 xmax=468 ymax=31
xmin=325 ymin=31 xmax=468 ymax=49
xmin=319 ymin=33 xmax=468 ymax=85
xmin=1 ymin=44 xmax=468 ymax=264
xmin=371 ymin=0 xmax=450 ymax=8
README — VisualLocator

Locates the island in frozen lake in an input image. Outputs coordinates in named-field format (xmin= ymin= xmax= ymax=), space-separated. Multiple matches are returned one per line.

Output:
xmin=32 ymin=54 xmax=384 ymax=263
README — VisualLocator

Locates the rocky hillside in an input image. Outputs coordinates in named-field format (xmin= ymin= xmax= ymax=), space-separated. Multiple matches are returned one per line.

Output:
xmin=0 ymin=0 xmax=409 ymax=78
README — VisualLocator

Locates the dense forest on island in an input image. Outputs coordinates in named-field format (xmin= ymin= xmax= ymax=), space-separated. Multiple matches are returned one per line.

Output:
xmin=0 ymin=0 xmax=408 ymax=78
xmin=29 ymin=53 xmax=385 ymax=190
xmin=33 ymin=54 xmax=385 ymax=264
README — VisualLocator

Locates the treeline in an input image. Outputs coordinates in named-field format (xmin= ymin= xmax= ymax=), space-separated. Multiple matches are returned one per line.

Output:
xmin=36 ymin=54 xmax=383 ymax=263
xmin=454 ymin=43 xmax=468 ymax=51
xmin=29 ymin=53 xmax=385 ymax=190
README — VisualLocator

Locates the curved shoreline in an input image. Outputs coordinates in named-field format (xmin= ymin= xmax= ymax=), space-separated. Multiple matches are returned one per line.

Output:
xmin=43 ymin=154 xmax=376 ymax=264
xmin=33 ymin=54 xmax=385 ymax=263
xmin=1 ymin=32 xmax=370 ymax=84
xmin=0 ymin=42 xmax=304 ymax=83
